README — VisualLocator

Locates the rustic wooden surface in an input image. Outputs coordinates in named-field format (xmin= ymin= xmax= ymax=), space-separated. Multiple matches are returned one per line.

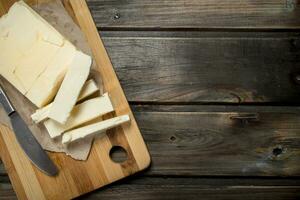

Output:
xmin=1 ymin=0 xmax=300 ymax=199
xmin=101 ymin=31 xmax=300 ymax=103
xmin=87 ymin=0 xmax=300 ymax=29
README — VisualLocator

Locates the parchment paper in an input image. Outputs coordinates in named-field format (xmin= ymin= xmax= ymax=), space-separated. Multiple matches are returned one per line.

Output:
xmin=0 ymin=0 xmax=103 ymax=160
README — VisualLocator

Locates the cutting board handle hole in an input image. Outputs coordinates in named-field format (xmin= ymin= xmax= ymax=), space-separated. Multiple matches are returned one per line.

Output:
xmin=109 ymin=146 xmax=128 ymax=163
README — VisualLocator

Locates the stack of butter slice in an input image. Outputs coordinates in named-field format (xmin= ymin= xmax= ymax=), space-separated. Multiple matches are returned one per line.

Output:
xmin=1 ymin=1 xmax=130 ymax=146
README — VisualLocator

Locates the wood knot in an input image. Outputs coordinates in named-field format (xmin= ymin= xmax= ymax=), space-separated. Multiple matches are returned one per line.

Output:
xmin=230 ymin=114 xmax=259 ymax=125
xmin=286 ymin=0 xmax=297 ymax=11
xmin=272 ymin=146 xmax=284 ymax=157
xmin=269 ymin=145 xmax=286 ymax=160
xmin=292 ymin=73 xmax=300 ymax=85
xmin=170 ymin=136 xmax=176 ymax=142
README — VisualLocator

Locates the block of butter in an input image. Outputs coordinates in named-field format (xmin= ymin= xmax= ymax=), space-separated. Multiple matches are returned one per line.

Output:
xmin=0 ymin=1 xmax=90 ymax=108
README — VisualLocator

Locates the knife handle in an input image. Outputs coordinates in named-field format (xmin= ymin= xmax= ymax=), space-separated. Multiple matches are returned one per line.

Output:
xmin=0 ymin=86 xmax=15 ymax=116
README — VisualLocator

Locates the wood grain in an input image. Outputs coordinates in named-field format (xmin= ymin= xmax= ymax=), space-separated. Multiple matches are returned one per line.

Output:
xmin=0 ymin=0 xmax=15 ymax=15
xmin=2 ymin=100 xmax=300 ymax=195
xmin=0 ymin=126 xmax=31 ymax=200
xmin=0 ymin=0 xmax=150 ymax=199
xmin=1 ymin=175 xmax=300 ymax=200
xmin=0 ymin=161 xmax=5 ymax=175
xmin=5 ymin=105 xmax=298 ymax=178
xmin=79 ymin=177 xmax=300 ymax=200
xmin=0 ymin=0 xmax=51 ymax=15
xmin=0 ymin=191 xmax=16 ymax=200
xmin=86 ymin=0 xmax=300 ymax=29
xmin=130 ymin=105 xmax=300 ymax=176
xmin=100 ymin=32 xmax=300 ymax=103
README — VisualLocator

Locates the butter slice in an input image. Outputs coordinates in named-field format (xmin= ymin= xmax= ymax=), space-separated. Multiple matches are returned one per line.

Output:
xmin=44 ymin=93 xmax=114 ymax=138
xmin=25 ymin=41 xmax=76 ymax=107
xmin=48 ymin=51 xmax=91 ymax=124
xmin=0 ymin=1 xmax=78 ymax=108
xmin=62 ymin=115 xmax=130 ymax=144
xmin=31 ymin=79 xmax=99 ymax=123
xmin=14 ymin=39 xmax=60 ymax=91
xmin=0 ymin=37 xmax=26 ymax=94
xmin=77 ymin=79 xmax=99 ymax=102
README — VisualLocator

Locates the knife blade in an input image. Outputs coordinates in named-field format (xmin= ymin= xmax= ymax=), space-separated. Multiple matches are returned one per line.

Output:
xmin=0 ymin=86 xmax=58 ymax=176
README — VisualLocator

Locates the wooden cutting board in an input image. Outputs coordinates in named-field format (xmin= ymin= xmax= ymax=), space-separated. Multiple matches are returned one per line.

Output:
xmin=0 ymin=0 xmax=151 ymax=199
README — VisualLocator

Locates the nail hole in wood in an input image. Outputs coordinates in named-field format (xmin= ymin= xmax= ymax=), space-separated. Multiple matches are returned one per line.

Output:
xmin=114 ymin=13 xmax=120 ymax=20
xmin=273 ymin=147 xmax=283 ymax=156
xmin=293 ymin=73 xmax=300 ymax=84
xmin=170 ymin=136 xmax=176 ymax=142
xmin=109 ymin=146 xmax=128 ymax=163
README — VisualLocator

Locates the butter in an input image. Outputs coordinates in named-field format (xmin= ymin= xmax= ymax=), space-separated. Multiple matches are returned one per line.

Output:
xmin=14 ymin=39 xmax=61 ymax=91
xmin=0 ymin=37 xmax=26 ymax=94
xmin=44 ymin=93 xmax=114 ymax=138
xmin=31 ymin=79 xmax=99 ymax=124
xmin=77 ymin=79 xmax=99 ymax=102
xmin=0 ymin=1 xmax=64 ymax=48
xmin=0 ymin=1 xmax=79 ymax=108
xmin=48 ymin=51 xmax=91 ymax=124
xmin=62 ymin=115 xmax=130 ymax=144
xmin=25 ymin=41 xmax=76 ymax=107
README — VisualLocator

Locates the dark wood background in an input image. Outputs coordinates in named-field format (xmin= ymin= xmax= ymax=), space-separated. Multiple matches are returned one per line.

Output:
xmin=1 ymin=0 xmax=300 ymax=199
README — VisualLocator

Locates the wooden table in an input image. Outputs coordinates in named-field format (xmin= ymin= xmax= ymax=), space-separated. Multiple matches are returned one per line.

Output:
xmin=1 ymin=0 xmax=300 ymax=199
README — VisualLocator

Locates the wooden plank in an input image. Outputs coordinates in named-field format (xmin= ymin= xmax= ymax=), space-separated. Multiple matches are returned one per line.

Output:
xmin=130 ymin=105 xmax=300 ymax=176
xmin=79 ymin=177 xmax=300 ymax=200
xmin=131 ymin=105 xmax=300 ymax=113
xmin=100 ymin=31 xmax=300 ymax=38
xmin=86 ymin=0 xmax=300 ymax=29
xmin=0 ymin=161 xmax=5 ymax=176
xmin=0 ymin=192 xmax=17 ymax=200
xmin=0 ymin=176 xmax=10 ymax=184
xmin=3 ymin=105 xmax=300 ymax=177
xmin=99 ymin=32 xmax=300 ymax=103
xmin=7 ymin=105 xmax=294 ymax=177
xmin=1 ymin=176 xmax=300 ymax=200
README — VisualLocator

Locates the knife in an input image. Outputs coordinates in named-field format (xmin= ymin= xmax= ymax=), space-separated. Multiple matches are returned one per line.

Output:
xmin=0 ymin=86 xmax=58 ymax=176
